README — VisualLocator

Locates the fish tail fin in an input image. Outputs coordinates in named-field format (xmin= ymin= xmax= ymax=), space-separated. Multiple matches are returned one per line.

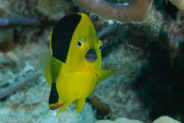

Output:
xmin=97 ymin=70 xmax=118 ymax=85
xmin=75 ymin=98 xmax=86 ymax=114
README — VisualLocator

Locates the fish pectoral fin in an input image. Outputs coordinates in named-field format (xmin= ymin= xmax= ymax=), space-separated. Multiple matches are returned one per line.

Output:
xmin=56 ymin=99 xmax=74 ymax=116
xmin=75 ymin=98 xmax=86 ymax=113
xmin=97 ymin=69 xmax=118 ymax=85
xmin=39 ymin=53 xmax=66 ymax=86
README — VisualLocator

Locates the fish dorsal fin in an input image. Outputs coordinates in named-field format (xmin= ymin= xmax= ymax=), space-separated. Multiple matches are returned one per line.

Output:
xmin=97 ymin=70 xmax=118 ymax=85
xmin=39 ymin=54 xmax=65 ymax=86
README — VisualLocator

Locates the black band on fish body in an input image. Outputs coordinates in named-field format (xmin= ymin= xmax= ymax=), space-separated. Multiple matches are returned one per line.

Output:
xmin=49 ymin=83 xmax=59 ymax=104
xmin=51 ymin=14 xmax=82 ymax=62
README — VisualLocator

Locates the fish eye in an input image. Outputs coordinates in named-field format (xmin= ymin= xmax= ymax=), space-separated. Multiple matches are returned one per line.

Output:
xmin=77 ymin=39 xmax=82 ymax=48
xmin=99 ymin=42 xmax=103 ymax=51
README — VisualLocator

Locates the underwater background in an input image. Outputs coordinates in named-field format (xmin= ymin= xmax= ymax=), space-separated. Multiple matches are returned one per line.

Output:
xmin=0 ymin=0 xmax=184 ymax=123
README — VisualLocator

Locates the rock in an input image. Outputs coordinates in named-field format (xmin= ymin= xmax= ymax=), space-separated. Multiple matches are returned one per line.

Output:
xmin=95 ymin=117 xmax=143 ymax=123
xmin=95 ymin=116 xmax=181 ymax=123
xmin=95 ymin=120 xmax=114 ymax=123
xmin=153 ymin=116 xmax=181 ymax=123
xmin=115 ymin=118 xmax=144 ymax=123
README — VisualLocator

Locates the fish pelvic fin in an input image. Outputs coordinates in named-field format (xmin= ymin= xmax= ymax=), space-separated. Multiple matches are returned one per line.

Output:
xmin=56 ymin=99 xmax=75 ymax=116
xmin=75 ymin=98 xmax=86 ymax=114
xmin=97 ymin=70 xmax=118 ymax=85
xmin=49 ymin=103 xmax=63 ymax=110
xmin=39 ymin=53 xmax=66 ymax=86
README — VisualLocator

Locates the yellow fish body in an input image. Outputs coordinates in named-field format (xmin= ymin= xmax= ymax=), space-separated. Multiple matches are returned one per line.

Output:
xmin=39 ymin=13 xmax=117 ymax=115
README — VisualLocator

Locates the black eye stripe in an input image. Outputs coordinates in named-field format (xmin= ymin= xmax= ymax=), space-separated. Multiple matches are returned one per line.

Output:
xmin=51 ymin=14 xmax=81 ymax=62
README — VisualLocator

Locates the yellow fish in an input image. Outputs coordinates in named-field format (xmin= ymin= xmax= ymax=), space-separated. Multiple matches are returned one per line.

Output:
xmin=39 ymin=13 xmax=117 ymax=115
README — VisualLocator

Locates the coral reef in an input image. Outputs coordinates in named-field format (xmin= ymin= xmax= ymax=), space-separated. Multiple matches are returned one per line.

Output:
xmin=169 ymin=0 xmax=184 ymax=10
xmin=0 ymin=0 xmax=184 ymax=123
xmin=73 ymin=0 xmax=153 ymax=22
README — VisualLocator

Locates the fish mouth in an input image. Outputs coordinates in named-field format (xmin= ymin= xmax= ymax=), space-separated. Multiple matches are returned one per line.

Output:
xmin=85 ymin=49 xmax=97 ymax=62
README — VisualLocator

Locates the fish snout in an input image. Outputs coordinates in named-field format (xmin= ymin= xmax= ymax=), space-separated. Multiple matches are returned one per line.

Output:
xmin=85 ymin=49 xmax=97 ymax=62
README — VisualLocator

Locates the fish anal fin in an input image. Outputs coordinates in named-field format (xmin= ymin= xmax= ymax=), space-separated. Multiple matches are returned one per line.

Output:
xmin=75 ymin=98 xmax=86 ymax=113
xmin=97 ymin=70 xmax=118 ymax=84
